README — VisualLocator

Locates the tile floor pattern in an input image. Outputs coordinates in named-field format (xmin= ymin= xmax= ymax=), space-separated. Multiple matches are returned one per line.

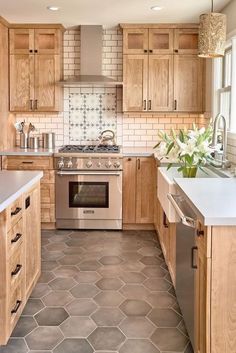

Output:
xmin=0 ymin=230 xmax=193 ymax=353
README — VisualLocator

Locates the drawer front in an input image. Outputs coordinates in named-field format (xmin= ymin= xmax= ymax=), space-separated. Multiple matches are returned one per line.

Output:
xmin=6 ymin=196 xmax=23 ymax=231
xmin=41 ymin=184 xmax=55 ymax=204
xmin=7 ymin=218 xmax=24 ymax=258
xmin=41 ymin=170 xmax=55 ymax=184
xmin=9 ymin=243 xmax=25 ymax=291
xmin=5 ymin=156 xmax=53 ymax=170
xmin=41 ymin=203 xmax=55 ymax=223
xmin=8 ymin=280 xmax=25 ymax=333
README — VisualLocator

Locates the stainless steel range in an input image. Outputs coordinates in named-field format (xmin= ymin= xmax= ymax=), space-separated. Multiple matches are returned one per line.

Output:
xmin=55 ymin=145 xmax=123 ymax=230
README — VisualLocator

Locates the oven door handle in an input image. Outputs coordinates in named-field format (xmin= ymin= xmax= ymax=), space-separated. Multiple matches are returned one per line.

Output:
xmin=57 ymin=171 xmax=122 ymax=176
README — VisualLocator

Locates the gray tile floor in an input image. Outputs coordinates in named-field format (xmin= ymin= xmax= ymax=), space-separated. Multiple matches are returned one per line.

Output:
xmin=0 ymin=230 xmax=193 ymax=353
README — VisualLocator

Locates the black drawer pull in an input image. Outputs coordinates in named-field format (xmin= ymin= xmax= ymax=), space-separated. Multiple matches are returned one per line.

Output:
xmin=11 ymin=264 xmax=22 ymax=277
xmin=11 ymin=233 xmax=22 ymax=244
xmin=11 ymin=207 xmax=22 ymax=216
xmin=11 ymin=300 xmax=22 ymax=314
xmin=22 ymin=161 xmax=34 ymax=164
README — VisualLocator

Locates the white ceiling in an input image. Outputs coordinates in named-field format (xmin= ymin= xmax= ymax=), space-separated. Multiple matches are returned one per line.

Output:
xmin=0 ymin=0 xmax=231 ymax=28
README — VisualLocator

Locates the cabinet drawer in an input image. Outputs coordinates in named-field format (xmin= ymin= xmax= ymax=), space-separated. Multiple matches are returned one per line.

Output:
xmin=5 ymin=156 xmax=53 ymax=170
xmin=6 ymin=196 xmax=23 ymax=231
xmin=41 ymin=203 xmax=55 ymax=223
xmin=41 ymin=184 xmax=55 ymax=204
xmin=9 ymin=243 xmax=24 ymax=291
xmin=8 ymin=280 xmax=25 ymax=333
xmin=41 ymin=170 xmax=55 ymax=184
xmin=7 ymin=218 xmax=24 ymax=258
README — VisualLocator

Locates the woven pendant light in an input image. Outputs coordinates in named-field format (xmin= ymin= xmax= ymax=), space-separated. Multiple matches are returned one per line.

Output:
xmin=198 ymin=0 xmax=226 ymax=58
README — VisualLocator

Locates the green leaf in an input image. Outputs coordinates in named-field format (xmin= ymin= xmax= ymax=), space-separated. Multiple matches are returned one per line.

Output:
xmin=167 ymin=141 xmax=174 ymax=155
xmin=153 ymin=142 xmax=161 ymax=149
xmin=167 ymin=163 xmax=173 ymax=170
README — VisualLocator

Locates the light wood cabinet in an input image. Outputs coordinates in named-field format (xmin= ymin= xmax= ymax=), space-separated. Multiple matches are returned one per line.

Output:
xmin=0 ymin=182 xmax=41 ymax=345
xmin=3 ymin=156 xmax=55 ymax=228
xmin=9 ymin=27 xmax=63 ymax=112
xmin=122 ymin=24 xmax=204 ymax=113
xmin=123 ymin=157 xmax=155 ymax=228
xmin=174 ymin=55 xmax=203 ymax=112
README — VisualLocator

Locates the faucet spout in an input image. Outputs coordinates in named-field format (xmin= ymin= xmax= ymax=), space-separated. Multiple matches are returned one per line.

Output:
xmin=211 ymin=114 xmax=229 ymax=169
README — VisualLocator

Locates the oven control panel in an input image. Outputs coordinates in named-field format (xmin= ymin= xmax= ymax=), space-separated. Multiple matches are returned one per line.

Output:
xmin=55 ymin=157 xmax=123 ymax=171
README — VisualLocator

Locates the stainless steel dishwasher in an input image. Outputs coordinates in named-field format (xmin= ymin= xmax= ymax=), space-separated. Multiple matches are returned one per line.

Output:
xmin=168 ymin=193 xmax=197 ymax=349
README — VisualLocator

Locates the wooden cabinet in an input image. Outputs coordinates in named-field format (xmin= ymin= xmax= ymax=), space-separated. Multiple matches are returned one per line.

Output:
xmin=123 ymin=157 xmax=155 ymax=228
xmin=122 ymin=24 xmax=204 ymax=113
xmin=174 ymin=55 xmax=203 ymax=112
xmin=3 ymin=156 xmax=55 ymax=229
xmin=9 ymin=27 xmax=63 ymax=112
xmin=0 ymin=182 xmax=41 ymax=345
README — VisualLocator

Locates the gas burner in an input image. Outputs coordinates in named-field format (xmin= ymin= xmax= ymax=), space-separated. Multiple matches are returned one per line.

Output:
xmin=58 ymin=145 xmax=120 ymax=153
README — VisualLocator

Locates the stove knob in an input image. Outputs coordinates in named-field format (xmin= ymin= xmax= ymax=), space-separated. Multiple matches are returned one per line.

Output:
xmin=97 ymin=162 xmax=102 ymax=168
xmin=58 ymin=157 xmax=64 ymax=169
xmin=113 ymin=161 xmax=121 ymax=169
xmin=105 ymin=160 xmax=112 ymax=168
xmin=67 ymin=158 xmax=73 ymax=169
xmin=86 ymin=160 xmax=93 ymax=168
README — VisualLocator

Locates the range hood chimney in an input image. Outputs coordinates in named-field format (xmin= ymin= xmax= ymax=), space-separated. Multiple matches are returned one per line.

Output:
xmin=60 ymin=25 xmax=123 ymax=86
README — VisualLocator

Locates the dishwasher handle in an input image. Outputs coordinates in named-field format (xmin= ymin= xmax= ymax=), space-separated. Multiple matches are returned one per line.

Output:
xmin=167 ymin=193 xmax=196 ymax=228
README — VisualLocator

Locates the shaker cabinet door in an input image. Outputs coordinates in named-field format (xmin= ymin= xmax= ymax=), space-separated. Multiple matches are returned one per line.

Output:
xmin=123 ymin=28 xmax=149 ymax=55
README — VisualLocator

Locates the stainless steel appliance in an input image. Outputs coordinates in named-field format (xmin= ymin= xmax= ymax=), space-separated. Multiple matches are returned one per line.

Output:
xmin=168 ymin=193 xmax=197 ymax=349
xmin=42 ymin=133 xmax=55 ymax=149
xmin=55 ymin=145 xmax=122 ymax=230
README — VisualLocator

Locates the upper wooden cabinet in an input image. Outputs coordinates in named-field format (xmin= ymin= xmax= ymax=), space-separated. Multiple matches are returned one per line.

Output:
xmin=9 ymin=28 xmax=61 ymax=55
xmin=149 ymin=29 xmax=174 ymax=54
xmin=174 ymin=28 xmax=199 ymax=54
xmin=123 ymin=29 xmax=149 ymax=54
xmin=9 ymin=26 xmax=63 ymax=113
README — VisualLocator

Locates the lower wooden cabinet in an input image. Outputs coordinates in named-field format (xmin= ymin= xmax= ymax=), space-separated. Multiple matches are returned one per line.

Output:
xmin=123 ymin=156 xmax=155 ymax=228
xmin=0 ymin=182 xmax=41 ymax=345
xmin=3 ymin=156 xmax=55 ymax=228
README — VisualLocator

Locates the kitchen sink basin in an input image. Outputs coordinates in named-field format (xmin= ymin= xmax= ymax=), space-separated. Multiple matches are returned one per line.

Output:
xmin=157 ymin=166 xmax=229 ymax=223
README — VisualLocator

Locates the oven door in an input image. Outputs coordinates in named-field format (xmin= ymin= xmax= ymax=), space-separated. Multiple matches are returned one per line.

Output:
xmin=56 ymin=171 xmax=122 ymax=222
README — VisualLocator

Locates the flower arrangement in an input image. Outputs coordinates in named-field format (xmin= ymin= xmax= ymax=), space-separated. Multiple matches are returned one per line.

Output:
xmin=154 ymin=125 xmax=214 ymax=177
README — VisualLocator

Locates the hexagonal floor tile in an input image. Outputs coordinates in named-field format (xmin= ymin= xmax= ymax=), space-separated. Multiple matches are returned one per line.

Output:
xmin=75 ymin=271 xmax=101 ymax=283
xmin=42 ymin=250 xmax=64 ymax=261
xmin=58 ymin=255 xmax=81 ymax=265
xmin=120 ymin=299 xmax=151 ymax=316
xmin=119 ymin=339 xmax=160 ymax=353
xmin=22 ymin=298 xmax=44 ymax=316
xmin=66 ymin=239 xmax=86 ymax=247
xmin=99 ymin=256 xmax=123 ymax=265
xmin=88 ymin=327 xmax=125 ymax=351
xmin=150 ymin=328 xmax=189 ymax=352
xmin=78 ymin=260 xmax=101 ymax=271
xmin=121 ymin=251 xmax=143 ymax=262
xmin=94 ymin=291 xmax=124 ymax=307
xmin=11 ymin=317 xmax=37 ymax=337
xmin=46 ymin=243 xmax=67 ymax=251
xmin=60 ymin=317 xmax=96 ymax=338
xmin=96 ymin=278 xmax=123 ymax=290
xmin=53 ymin=266 xmax=79 ymax=278
xmin=49 ymin=277 xmax=76 ymax=290
xmin=66 ymin=298 xmax=98 ymax=316
xmin=98 ymin=265 xmax=122 ymax=278
xmin=139 ymin=256 xmax=162 ymax=266
xmin=49 ymin=234 xmax=70 ymax=243
xmin=138 ymin=247 xmax=162 ymax=257
xmin=91 ymin=307 xmax=125 ymax=326
xmin=147 ymin=292 xmax=176 ymax=308
xmin=30 ymin=283 xmax=51 ymax=299
xmin=70 ymin=283 xmax=99 ymax=298
xmin=63 ymin=247 xmax=84 ymax=255
xmin=120 ymin=272 xmax=146 ymax=284
xmin=119 ymin=317 xmax=155 ymax=338
xmin=42 ymin=290 xmax=73 ymax=306
xmin=143 ymin=278 xmax=171 ymax=291
xmin=148 ymin=308 xmax=182 ymax=327
xmin=26 ymin=327 xmax=63 ymax=350
xmin=0 ymin=338 xmax=28 ymax=353
xmin=35 ymin=307 xmax=69 ymax=326
xmin=41 ymin=261 xmax=58 ymax=271
xmin=119 ymin=262 xmax=144 ymax=272
xmin=53 ymin=338 xmax=93 ymax=353
xmin=142 ymin=266 xmax=167 ymax=278
xmin=38 ymin=271 xmax=55 ymax=283
xmin=119 ymin=285 xmax=150 ymax=300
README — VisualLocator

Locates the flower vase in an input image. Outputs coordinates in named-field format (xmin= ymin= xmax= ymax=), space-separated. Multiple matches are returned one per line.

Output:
xmin=182 ymin=166 xmax=198 ymax=178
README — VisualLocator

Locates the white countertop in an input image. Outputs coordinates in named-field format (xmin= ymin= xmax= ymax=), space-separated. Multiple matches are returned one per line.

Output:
xmin=0 ymin=147 xmax=57 ymax=156
xmin=0 ymin=171 xmax=43 ymax=213
xmin=122 ymin=146 xmax=154 ymax=157
xmin=175 ymin=177 xmax=236 ymax=226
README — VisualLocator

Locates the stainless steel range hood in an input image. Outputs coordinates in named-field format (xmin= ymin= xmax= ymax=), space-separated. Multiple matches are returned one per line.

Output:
xmin=60 ymin=25 xmax=123 ymax=86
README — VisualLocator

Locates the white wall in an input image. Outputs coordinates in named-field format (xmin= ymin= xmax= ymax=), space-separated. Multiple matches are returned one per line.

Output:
xmin=222 ymin=0 xmax=236 ymax=34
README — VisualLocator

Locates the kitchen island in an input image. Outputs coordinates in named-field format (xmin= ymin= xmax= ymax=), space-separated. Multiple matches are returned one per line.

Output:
xmin=0 ymin=170 xmax=43 ymax=345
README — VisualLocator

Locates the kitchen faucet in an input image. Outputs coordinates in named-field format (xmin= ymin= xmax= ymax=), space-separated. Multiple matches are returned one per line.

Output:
xmin=211 ymin=113 xmax=230 ymax=169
